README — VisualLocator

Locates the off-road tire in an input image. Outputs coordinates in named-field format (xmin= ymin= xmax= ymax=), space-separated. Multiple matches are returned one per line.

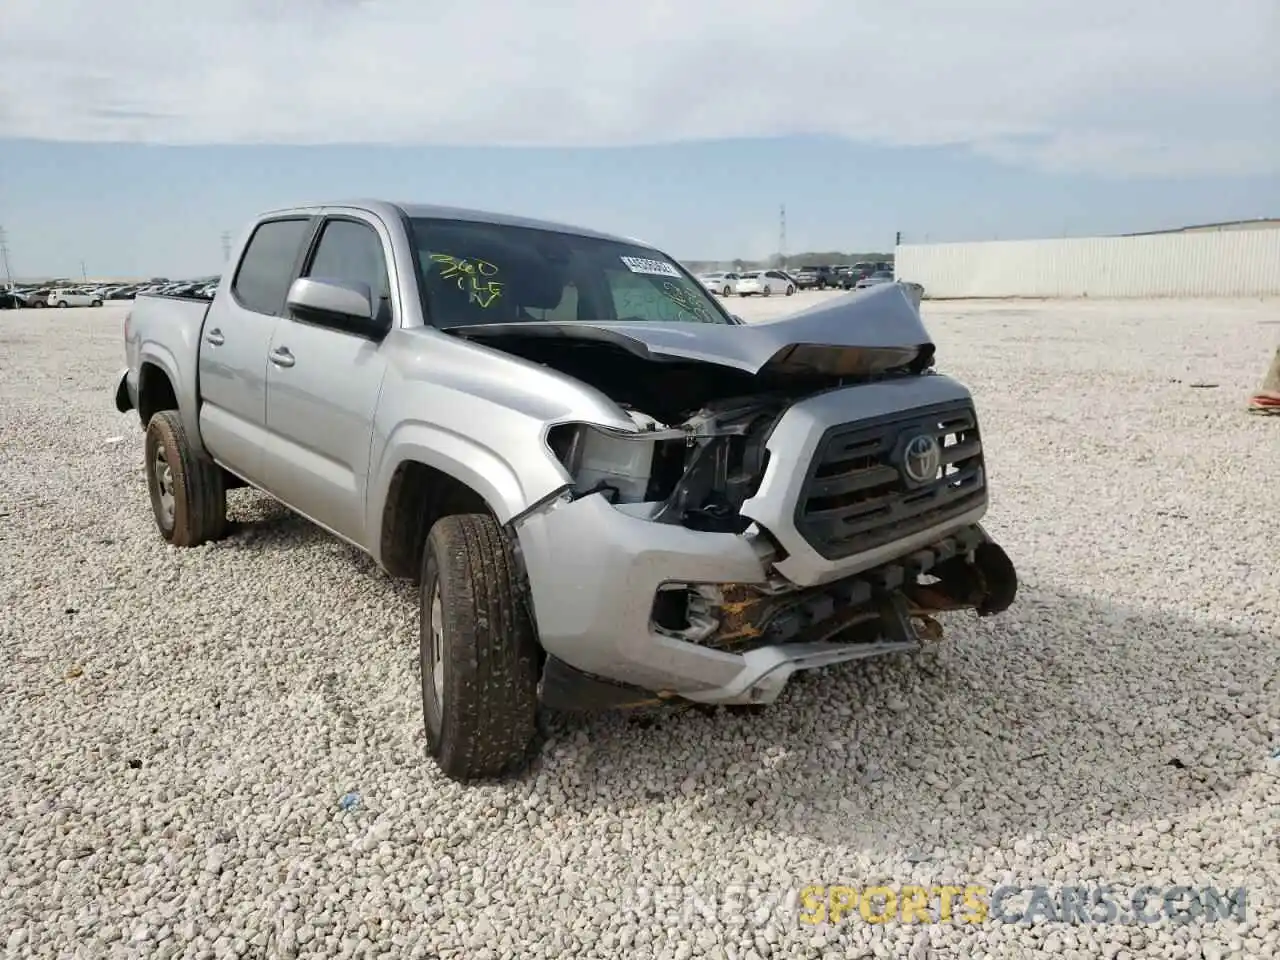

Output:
xmin=144 ymin=410 xmax=228 ymax=547
xmin=420 ymin=513 xmax=540 ymax=781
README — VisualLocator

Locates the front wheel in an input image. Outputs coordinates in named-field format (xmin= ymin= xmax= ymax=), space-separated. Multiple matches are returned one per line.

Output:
xmin=722 ymin=285 xmax=732 ymax=297
xmin=420 ymin=513 xmax=540 ymax=781
xmin=762 ymin=285 xmax=772 ymax=297
xmin=33 ymin=301 xmax=46 ymax=309
xmin=57 ymin=301 xmax=68 ymax=308
xmin=143 ymin=410 xmax=227 ymax=547
xmin=92 ymin=299 xmax=103 ymax=307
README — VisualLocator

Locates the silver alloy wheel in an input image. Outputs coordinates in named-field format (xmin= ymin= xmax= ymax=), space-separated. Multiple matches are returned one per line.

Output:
xmin=153 ymin=449 xmax=175 ymax=527
xmin=428 ymin=582 xmax=445 ymax=707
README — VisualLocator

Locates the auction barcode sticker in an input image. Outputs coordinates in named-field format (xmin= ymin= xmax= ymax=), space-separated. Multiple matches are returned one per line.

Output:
xmin=620 ymin=256 xmax=682 ymax=278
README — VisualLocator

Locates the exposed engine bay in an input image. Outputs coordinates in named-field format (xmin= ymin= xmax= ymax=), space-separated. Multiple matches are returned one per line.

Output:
xmin=456 ymin=331 xmax=919 ymax=533
xmin=446 ymin=288 xmax=1017 ymax=677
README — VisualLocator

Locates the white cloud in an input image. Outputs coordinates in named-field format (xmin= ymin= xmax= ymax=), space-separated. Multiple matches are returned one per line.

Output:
xmin=1 ymin=0 xmax=1276 ymax=176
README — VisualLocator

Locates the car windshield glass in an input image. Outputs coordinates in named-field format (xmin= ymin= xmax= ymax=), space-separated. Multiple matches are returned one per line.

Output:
xmin=408 ymin=217 xmax=732 ymax=327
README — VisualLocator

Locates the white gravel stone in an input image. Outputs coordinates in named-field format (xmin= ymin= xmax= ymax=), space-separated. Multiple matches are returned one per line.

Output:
xmin=1 ymin=295 xmax=1277 ymax=959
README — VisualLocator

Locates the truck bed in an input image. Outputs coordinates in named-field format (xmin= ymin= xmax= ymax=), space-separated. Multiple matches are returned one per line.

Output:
xmin=120 ymin=293 xmax=214 ymax=453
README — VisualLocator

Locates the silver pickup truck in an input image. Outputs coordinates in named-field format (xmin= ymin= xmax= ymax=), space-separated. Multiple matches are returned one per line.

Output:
xmin=114 ymin=200 xmax=1017 ymax=781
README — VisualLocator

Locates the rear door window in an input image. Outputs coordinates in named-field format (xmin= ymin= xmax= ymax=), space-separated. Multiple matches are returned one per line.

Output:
xmin=231 ymin=218 xmax=312 ymax=316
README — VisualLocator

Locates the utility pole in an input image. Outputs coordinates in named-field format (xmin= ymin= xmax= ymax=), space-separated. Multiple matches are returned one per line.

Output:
xmin=221 ymin=231 xmax=232 ymax=262
xmin=778 ymin=204 xmax=787 ymax=268
xmin=80 ymin=260 xmax=88 ymax=281
xmin=0 ymin=226 xmax=11 ymax=288
xmin=895 ymin=230 xmax=902 ymax=247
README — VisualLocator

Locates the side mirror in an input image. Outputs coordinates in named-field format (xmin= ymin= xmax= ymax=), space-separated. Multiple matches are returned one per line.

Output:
xmin=286 ymin=277 xmax=387 ymax=334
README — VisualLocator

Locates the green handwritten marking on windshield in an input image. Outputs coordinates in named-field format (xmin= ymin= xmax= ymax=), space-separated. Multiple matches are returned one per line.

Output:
xmin=430 ymin=254 xmax=504 ymax=308
xmin=660 ymin=281 xmax=715 ymax=323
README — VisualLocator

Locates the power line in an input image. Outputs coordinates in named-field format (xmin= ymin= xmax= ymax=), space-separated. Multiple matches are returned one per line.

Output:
xmin=0 ymin=226 xmax=12 ymax=288
xmin=778 ymin=204 xmax=787 ymax=267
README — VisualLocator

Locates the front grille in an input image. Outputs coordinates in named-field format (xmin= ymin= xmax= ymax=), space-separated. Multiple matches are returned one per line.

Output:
xmin=794 ymin=401 xmax=987 ymax=560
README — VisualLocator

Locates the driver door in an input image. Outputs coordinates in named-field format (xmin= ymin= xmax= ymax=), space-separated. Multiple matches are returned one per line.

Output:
xmin=262 ymin=214 xmax=396 ymax=547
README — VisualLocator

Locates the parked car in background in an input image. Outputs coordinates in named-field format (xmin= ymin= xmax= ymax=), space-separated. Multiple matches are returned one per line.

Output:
xmin=47 ymin=287 xmax=104 ymax=308
xmin=0 ymin=290 xmax=24 ymax=309
xmin=735 ymin=269 xmax=796 ymax=297
xmin=848 ymin=262 xmax=877 ymax=284
xmin=794 ymin=265 xmax=837 ymax=290
xmin=855 ymin=270 xmax=897 ymax=291
xmin=696 ymin=271 xmax=741 ymax=297
xmin=22 ymin=288 xmax=52 ymax=308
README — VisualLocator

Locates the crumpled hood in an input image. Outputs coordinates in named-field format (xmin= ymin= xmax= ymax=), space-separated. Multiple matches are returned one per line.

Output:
xmin=446 ymin=281 xmax=935 ymax=378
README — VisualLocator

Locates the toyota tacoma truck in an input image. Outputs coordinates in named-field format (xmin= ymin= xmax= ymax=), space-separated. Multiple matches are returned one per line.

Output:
xmin=113 ymin=200 xmax=1017 ymax=781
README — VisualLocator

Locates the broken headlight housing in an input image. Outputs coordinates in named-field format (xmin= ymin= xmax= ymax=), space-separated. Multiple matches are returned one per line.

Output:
xmin=546 ymin=399 xmax=783 ymax=534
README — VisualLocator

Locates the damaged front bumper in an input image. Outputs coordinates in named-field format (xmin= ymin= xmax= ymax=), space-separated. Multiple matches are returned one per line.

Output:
xmin=514 ymin=491 xmax=1017 ymax=710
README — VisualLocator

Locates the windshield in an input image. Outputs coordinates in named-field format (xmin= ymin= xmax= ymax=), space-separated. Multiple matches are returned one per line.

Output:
xmin=408 ymin=217 xmax=732 ymax=327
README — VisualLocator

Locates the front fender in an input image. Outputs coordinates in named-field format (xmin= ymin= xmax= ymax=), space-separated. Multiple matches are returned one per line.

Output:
xmin=368 ymin=421 xmax=565 ymax=561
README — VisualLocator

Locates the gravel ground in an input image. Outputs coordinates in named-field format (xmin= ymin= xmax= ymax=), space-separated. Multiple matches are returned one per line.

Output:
xmin=1 ymin=295 xmax=1277 ymax=959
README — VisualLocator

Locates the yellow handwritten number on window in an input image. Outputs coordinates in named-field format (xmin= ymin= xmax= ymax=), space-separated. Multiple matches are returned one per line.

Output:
xmin=430 ymin=254 xmax=504 ymax=308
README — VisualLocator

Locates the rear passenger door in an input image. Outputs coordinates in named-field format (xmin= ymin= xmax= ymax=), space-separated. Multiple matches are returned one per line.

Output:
xmin=199 ymin=216 xmax=313 ymax=485
xmin=262 ymin=214 xmax=395 ymax=547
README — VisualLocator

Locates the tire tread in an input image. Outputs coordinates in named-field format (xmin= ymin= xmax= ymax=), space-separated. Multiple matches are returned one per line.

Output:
xmin=145 ymin=410 xmax=227 ymax=547
xmin=426 ymin=513 xmax=539 ymax=780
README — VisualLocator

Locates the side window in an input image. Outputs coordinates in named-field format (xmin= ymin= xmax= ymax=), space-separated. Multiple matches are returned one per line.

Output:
xmin=304 ymin=219 xmax=392 ymax=327
xmin=306 ymin=219 xmax=388 ymax=296
xmin=231 ymin=218 xmax=311 ymax=316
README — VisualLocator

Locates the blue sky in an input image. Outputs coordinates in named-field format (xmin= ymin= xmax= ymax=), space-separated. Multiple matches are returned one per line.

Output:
xmin=1 ymin=0 xmax=1276 ymax=279
xmin=3 ymin=138 xmax=1278 ymax=279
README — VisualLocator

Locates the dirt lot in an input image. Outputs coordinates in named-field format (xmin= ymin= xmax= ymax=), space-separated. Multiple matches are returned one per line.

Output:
xmin=1 ymin=294 xmax=1277 ymax=958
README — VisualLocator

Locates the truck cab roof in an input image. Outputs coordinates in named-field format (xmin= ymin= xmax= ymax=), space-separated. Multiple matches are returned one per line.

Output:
xmin=255 ymin=199 xmax=641 ymax=248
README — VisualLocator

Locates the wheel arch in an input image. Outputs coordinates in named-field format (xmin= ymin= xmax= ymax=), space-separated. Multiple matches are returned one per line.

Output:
xmin=370 ymin=421 xmax=553 ymax=579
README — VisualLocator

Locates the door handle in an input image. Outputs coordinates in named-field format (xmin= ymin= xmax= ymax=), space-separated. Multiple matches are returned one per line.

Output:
xmin=269 ymin=346 xmax=296 ymax=368
xmin=205 ymin=328 xmax=225 ymax=346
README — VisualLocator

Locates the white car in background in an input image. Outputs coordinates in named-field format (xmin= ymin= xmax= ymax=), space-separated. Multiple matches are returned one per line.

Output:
xmin=734 ymin=270 xmax=796 ymax=297
xmin=696 ymin=271 xmax=741 ymax=296
xmin=854 ymin=270 xmax=897 ymax=291
xmin=46 ymin=288 xmax=104 ymax=308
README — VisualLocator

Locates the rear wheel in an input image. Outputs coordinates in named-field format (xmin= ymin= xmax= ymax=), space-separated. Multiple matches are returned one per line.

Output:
xmin=722 ymin=285 xmax=731 ymax=296
xmin=786 ymin=285 xmax=795 ymax=296
xmin=143 ymin=410 xmax=227 ymax=547
xmin=420 ymin=513 xmax=540 ymax=781
xmin=92 ymin=299 xmax=103 ymax=307
xmin=56 ymin=300 xmax=68 ymax=308
xmin=762 ymin=285 xmax=772 ymax=297
xmin=34 ymin=301 xmax=46 ymax=309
